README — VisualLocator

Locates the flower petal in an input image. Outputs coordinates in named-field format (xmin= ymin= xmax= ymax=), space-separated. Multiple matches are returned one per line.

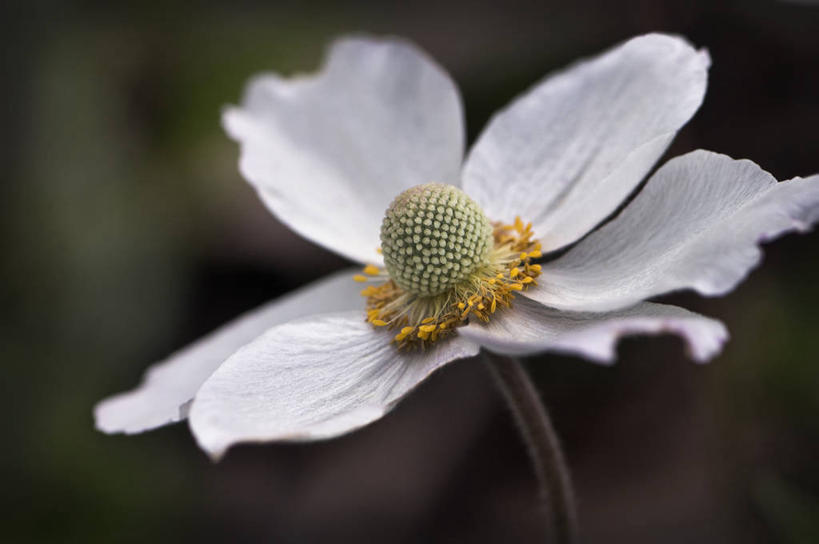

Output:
xmin=94 ymin=269 xmax=364 ymax=434
xmin=526 ymin=150 xmax=819 ymax=312
xmin=462 ymin=33 xmax=709 ymax=251
xmin=461 ymin=296 xmax=727 ymax=363
xmin=188 ymin=312 xmax=480 ymax=459
xmin=224 ymin=37 xmax=464 ymax=264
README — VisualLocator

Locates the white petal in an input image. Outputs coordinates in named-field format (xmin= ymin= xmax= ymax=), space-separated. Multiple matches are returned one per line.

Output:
xmin=224 ymin=37 xmax=464 ymax=264
xmin=461 ymin=296 xmax=727 ymax=363
xmin=527 ymin=151 xmax=819 ymax=312
xmin=94 ymin=269 xmax=364 ymax=434
xmin=188 ymin=312 xmax=480 ymax=459
xmin=462 ymin=33 xmax=709 ymax=251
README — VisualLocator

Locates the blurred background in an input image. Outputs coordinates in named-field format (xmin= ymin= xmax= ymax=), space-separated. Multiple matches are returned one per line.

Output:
xmin=2 ymin=0 xmax=819 ymax=542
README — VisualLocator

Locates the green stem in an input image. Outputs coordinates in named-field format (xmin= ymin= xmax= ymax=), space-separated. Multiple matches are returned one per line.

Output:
xmin=485 ymin=353 xmax=578 ymax=543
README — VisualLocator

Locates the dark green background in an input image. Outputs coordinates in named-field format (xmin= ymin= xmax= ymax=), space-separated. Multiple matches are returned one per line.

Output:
xmin=2 ymin=1 xmax=818 ymax=542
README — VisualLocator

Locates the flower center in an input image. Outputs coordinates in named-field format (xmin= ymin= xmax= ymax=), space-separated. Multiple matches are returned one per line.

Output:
xmin=354 ymin=183 xmax=542 ymax=348
xmin=381 ymin=184 xmax=494 ymax=297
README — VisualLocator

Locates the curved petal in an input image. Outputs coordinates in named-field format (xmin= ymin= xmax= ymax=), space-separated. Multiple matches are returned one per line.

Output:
xmin=224 ymin=37 xmax=464 ymax=264
xmin=94 ymin=269 xmax=364 ymax=434
xmin=461 ymin=296 xmax=727 ymax=363
xmin=462 ymin=33 xmax=709 ymax=251
xmin=188 ymin=312 xmax=480 ymax=459
xmin=527 ymin=151 xmax=819 ymax=312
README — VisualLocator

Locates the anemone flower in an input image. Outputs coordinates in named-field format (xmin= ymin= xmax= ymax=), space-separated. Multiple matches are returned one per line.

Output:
xmin=95 ymin=33 xmax=819 ymax=462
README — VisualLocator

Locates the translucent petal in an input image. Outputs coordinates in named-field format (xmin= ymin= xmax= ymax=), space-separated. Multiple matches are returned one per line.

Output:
xmin=224 ymin=37 xmax=464 ymax=264
xmin=527 ymin=151 xmax=819 ymax=312
xmin=462 ymin=33 xmax=709 ymax=251
xmin=189 ymin=312 xmax=479 ymax=459
xmin=461 ymin=296 xmax=727 ymax=363
xmin=94 ymin=269 xmax=364 ymax=434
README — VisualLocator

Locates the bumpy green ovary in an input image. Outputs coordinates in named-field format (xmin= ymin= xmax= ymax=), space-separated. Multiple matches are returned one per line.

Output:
xmin=380 ymin=183 xmax=494 ymax=297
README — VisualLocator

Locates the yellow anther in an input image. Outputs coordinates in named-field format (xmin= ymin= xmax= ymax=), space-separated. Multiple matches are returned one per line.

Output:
xmin=353 ymin=275 xmax=368 ymax=282
xmin=394 ymin=326 xmax=414 ymax=341
xmin=362 ymin=208 xmax=542 ymax=349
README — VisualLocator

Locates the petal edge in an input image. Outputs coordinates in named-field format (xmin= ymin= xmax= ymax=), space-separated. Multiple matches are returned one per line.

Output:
xmin=462 ymin=33 xmax=709 ymax=251
xmin=188 ymin=312 xmax=479 ymax=459
xmin=461 ymin=296 xmax=728 ymax=364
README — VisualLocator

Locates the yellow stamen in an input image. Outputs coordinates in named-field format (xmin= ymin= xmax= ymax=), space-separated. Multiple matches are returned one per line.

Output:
xmin=353 ymin=275 xmax=368 ymax=282
xmin=363 ymin=264 xmax=380 ymax=276
xmin=394 ymin=325 xmax=415 ymax=341
xmin=362 ymin=214 xmax=542 ymax=349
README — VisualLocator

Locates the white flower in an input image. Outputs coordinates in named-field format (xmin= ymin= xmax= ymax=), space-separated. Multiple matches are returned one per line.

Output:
xmin=95 ymin=33 xmax=819 ymax=460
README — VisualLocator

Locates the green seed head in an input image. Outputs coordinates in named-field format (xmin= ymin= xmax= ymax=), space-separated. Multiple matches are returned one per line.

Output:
xmin=380 ymin=183 xmax=494 ymax=297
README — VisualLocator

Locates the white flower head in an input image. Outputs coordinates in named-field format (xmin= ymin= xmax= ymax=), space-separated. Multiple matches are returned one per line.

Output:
xmin=95 ymin=33 xmax=819 ymax=459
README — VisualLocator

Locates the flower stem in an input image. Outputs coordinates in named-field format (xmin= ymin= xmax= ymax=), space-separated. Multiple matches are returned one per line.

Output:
xmin=484 ymin=353 xmax=578 ymax=543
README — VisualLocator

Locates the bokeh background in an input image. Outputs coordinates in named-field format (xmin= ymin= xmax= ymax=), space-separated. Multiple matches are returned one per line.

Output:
xmin=2 ymin=0 xmax=819 ymax=542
